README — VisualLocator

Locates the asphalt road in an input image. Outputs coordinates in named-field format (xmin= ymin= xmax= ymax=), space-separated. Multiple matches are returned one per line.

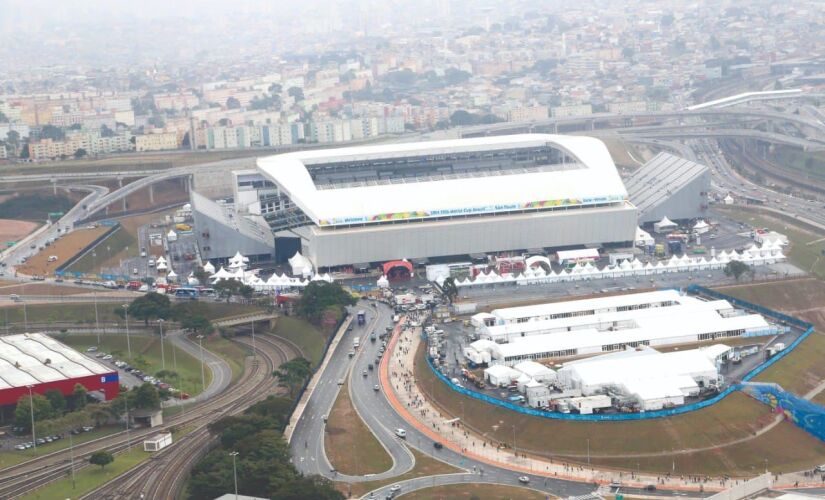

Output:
xmin=163 ymin=330 xmax=232 ymax=405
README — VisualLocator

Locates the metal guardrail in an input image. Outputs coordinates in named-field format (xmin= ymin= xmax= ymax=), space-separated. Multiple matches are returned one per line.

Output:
xmin=425 ymin=286 xmax=814 ymax=422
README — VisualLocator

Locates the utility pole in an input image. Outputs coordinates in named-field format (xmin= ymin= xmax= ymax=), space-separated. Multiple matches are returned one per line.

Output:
xmin=27 ymin=385 xmax=36 ymax=453
xmin=122 ymin=304 xmax=132 ymax=358
xmin=230 ymin=451 xmax=239 ymax=499
xmin=94 ymin=292 xmax=100 ymax=344
xmin=197 ymin=335 xmax=206 ymax=391
xmin=68 ymin=430 xmax=76 ymax=489
xmin=158 ymin=319 xmax=165 ymax=370
xmin=250 ymin=319 xmax=256 ymax=360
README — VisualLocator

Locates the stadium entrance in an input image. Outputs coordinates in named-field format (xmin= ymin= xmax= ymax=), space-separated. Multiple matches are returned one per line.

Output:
xmin=383 ymin=260 xmax=413 ymax=281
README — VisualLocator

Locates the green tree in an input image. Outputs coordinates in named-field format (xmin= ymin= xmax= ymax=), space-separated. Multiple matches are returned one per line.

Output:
xmin=214 ymin=279 xmax=242 ymax=302
xmin=226 ymin=97 xmax=241 ymax=109
xmin=100 ymin=124 xmax=116 ymax=137
xmin=40 ymin=125 xmax=65 ymax=141
xmin=15 ymin=394 xmax=55 ymax=431
xmin=133 ymin=382 xmax=161 ymax=410
xmin=72 ymin=383 xmax=88 ymax=410
xmin=287 ymin=87 xmax=304 ymax=101
xmin=239 ymin=284 xmax=255 ymax=300
xmin=126 ymin=292 xmax=172 ymax=326
xmin=89 ymin=451 xmax=114 ymax=469
xmin=441 ymin=277 xmax=459 ymax=303
xmin=724 ymin=260 xmax=752 ymax=281
xmin=272 ymin=357 xmax=312 ymax=397
xmin=295 ymin=281 xmax=356 ymax=323
xmin=88 ymin=405 xmax=111 ymax=426
xmin=73 ymin=148 xmax=87 ymax=159
xmin=6 ymin=130 xmax=20 ymax=154
xmin=44 ymin=389 xmax=67 ymax=414
xmin=181 ymin=314 xmax=213 ymax=334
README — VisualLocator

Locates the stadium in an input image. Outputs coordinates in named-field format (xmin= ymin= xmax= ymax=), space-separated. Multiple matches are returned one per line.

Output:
xmin=255 ymin=134 xmax=638 ymax=269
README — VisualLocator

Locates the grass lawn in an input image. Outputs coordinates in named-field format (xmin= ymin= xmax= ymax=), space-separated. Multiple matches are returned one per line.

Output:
xmin=714 ymin=279 xmax=825 ymax=396
xmin=752 ymin=332 xmax=825 ymax=395
xmin=398 ymin=483 xmax=549 ymax=500
xmin=325 ymin=380 xmax=393 ymax=475
xmin=340 ymin=447 xmax=462 ymax=498
xmin=715 ymin=206 xmax=825 ymax=278
xmin=21 ymin=446 xmax=151 ymax=500
xmin=19 ymin=426 xmax=193 ymax=500
xmin=55 ymin=333 xmax=212 ymax=396
xmin=0 ymin=301 xmax=265 ymax=328
xmin=0 ymin=426 xmax=121 ymax=470
xmin=590 ymin=420 xmax=825 ymax=476
xmin=202 ymin=335 xmax=251 ymax=383
xmin=65 ymin=225 xmax=137 ymax=274
xmin=271 ymin=316 xmax=329 ymax=366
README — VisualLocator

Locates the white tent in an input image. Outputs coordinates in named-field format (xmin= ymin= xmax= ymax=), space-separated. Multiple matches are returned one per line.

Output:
xmin=166 ymin=269 xmax=177 ymax=281
xmin=723 ymin=194 xmax=734 ymax=205
xmin=377 ymin=275 xmax=389 ymax=288
xmin=156 ymin=260 xmax=168 ymax=271
xmin=693 ymin=220 xmax=710 ymax=235
xmin=156 ymin=256 xmax=168 ymax=266
xmin=635 ymin=227 xmax=655 ymax=247
xmin=228 ymin=251 xmax=249 ymax=270
xmin=203 ymin=261 xmax=215 ymax=274
xmin=654 ymin=216 xmax=678 ymax=234
xmin=167 ymin=230 xmax=178 ymax=242
xmin=289 ymin=252 xmax=313 ymax=276
xmin=210 ymin=266 xmax=236 ymax=282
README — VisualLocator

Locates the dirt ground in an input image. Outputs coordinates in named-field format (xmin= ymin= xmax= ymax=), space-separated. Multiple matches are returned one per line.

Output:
xmin=0 ymin=219 xmax=39 ymax=244
xmin=16 ymin=226 xmax=108 ymax=277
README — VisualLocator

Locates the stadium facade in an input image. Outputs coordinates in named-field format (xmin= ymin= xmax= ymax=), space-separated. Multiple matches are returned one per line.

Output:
xmin=255 ymin=134 xmax=638 ymax=268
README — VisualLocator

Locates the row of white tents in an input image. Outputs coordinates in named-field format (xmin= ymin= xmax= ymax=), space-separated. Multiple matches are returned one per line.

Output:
xmin=203 ymin=251 xmax=332 ymax=291
xmin=451 ymin=243 xmax=786 ymax=288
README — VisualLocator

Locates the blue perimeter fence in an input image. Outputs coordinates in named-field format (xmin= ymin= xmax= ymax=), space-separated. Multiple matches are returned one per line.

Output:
xmin=424 ymin=284 xmax=815 ymax=422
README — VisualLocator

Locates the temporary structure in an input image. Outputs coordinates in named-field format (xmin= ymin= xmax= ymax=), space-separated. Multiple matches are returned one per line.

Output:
xmin=693 ymin=220 xmax=710 ymax=234
xmin=289 ymin=252 xmax=313 ymax=276
xmin=653 ymin=216 xmax=678 ymax=233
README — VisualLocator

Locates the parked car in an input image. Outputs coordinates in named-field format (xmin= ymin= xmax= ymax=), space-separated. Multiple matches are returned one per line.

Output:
xmin=86 ymin=346 xmax=98 ymax=353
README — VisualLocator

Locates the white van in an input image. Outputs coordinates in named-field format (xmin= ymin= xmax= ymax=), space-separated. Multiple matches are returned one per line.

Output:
xmin=148 ymin=258 xmax=155 ymax=268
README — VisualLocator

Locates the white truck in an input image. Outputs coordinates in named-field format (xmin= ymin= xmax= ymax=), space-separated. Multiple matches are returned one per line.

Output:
xmin=353 ymin=337 xmax=360 ymax=348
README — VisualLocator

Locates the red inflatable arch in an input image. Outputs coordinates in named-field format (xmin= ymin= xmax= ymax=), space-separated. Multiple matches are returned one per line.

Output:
xmin=383 ymin=260 xmax=413 ymax=280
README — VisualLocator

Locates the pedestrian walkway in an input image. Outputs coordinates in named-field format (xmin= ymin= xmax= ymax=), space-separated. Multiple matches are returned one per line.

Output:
xmin=380 ymin=320 xmax=825 ymax=493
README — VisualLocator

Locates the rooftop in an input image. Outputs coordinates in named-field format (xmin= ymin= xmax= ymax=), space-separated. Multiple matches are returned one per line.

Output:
xmin=0 ymin=333 xmax=113 ymax=390
xmin=624 ymin=152 xmax=709 ymax=220
xmin=257 ymin=134 xmax=629 ymax=227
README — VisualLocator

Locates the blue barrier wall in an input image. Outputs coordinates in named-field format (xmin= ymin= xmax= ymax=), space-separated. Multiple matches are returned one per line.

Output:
xmin=741 ymin=383 xmax=825 ymax=441
xmin=425 ymin=286 xmax=814 ymax=422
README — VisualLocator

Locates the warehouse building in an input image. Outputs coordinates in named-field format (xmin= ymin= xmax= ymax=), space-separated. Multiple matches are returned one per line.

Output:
xmin=256 ymin=134 xmax=637 ymax=268
xmin=625 ymin=152 xmax=711 ymax=224
xmin=0 ymin=333 xmax=119 ymax=406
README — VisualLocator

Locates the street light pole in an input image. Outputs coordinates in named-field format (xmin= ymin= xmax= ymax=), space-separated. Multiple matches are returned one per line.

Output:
xmin=512 ymin=425 xmax=516 ymax=457
xmin=250 ymin=319 xmax=256 ymax=360
xmin=27 ymin=385 xmax=36 ymax=453
xmin=587 ymin=438 xmax=590 ymax=465
xmin=125 ymin=395 xmax=132 ymax=451
xmin=230 ymin=451 xmax=239 ymax=499
xmin=122 ymin=304 xmax=131 ymax=358
xmin=158 ymin=319 xmax=165 ymax=370
xmin=68 ymin=430 xmax=76 ymax=489
xmin=197 ymin=335 xmax=206 ymax=392
xmin=94 ymin=291 xmax=100 ymax=345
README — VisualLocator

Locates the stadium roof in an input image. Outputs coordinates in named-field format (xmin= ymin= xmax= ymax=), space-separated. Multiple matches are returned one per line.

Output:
xmin=0 ymin=333 xmax=112 ymax=390
xmin=624 ymin=152 xmax=709 ymax=221
xmin=625 ymin=153 xmax=708 ymax=223
xmin=257 ymin=134 xmax=629 ymax=227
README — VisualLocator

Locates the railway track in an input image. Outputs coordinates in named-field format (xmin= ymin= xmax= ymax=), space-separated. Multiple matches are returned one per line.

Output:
xmin=0 ymin=333 xmax=300 ymax=499
xmin=82 ymin=333 xmax=301 ymax=499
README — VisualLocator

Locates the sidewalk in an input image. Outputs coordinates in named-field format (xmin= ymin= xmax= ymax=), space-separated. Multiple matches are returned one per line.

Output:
xmin=380 ymin=321 xmax=825 ymax=492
